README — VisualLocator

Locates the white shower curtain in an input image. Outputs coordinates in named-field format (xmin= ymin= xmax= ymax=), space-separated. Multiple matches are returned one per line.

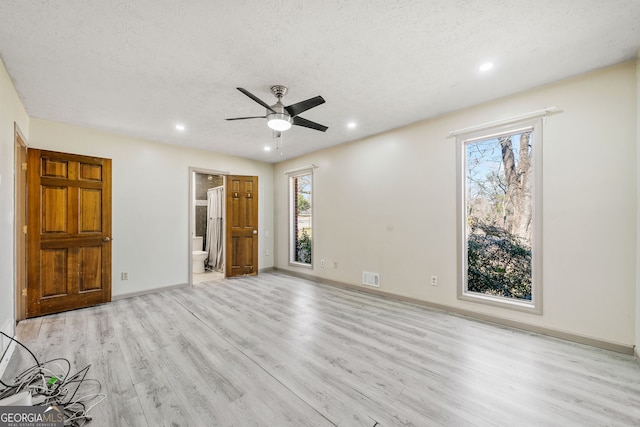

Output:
xmin=205 ymin=186 xmax=224 ymax=271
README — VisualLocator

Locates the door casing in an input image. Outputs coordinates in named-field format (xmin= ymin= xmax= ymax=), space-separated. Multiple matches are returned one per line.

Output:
xmin=14 ymin=124 xmax=27 ymax=321
xmin=189 ymin=168 xmax=229 ymax=282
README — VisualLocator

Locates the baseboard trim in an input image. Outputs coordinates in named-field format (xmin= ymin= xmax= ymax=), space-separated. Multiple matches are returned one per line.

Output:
xmin=259 ymin=267 xmax=275 ymax=274
xmin=635 ymin=346 xmax=639 ymax=364
xmin=112 ymin=282 xmax=189 ymax=301
xmin=274 ymin=268 xmax=634 ymax=356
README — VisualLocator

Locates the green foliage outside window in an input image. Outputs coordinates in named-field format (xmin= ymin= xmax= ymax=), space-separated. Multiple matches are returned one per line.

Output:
xmin=296 ymin=229 xmax=312 ymax=264
xmin=467 ymin=221 xmax=531 ymax=300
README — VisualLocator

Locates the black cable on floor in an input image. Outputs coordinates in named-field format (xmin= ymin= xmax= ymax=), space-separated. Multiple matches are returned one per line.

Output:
xmin=0 ymin=333 xmax=105 ymax=426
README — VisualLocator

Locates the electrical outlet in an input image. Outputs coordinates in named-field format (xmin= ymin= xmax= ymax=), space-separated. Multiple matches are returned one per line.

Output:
xmin=431 ymin=276 xmax=437 ymax=286
xmin=121 ymin=272 xmax=128 ymax=281
xmin=320 ymin=259 xmax=325 ymax=267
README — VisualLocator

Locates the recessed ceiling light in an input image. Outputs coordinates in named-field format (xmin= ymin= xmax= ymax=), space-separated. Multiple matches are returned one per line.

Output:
xmin=479 ymin=62 xmax=494 ymax=72
xmin=347 ymin=122 xmax=357 ymax=129
xmin=264 ymin=146 xmax=271 ymax=151
xmin=175 ymin=123 xmax=185 ymax=131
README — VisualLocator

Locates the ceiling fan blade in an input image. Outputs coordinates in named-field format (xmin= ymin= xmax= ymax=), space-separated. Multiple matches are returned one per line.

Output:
xmin=237 ymin=88 xmax=276 ymax=113
xmin=293 ymin=116 xmax=328 ymax=132
xmin=225 ymin=116 xmax=266 ymax=121
xmin=285 ymin=96 xmax=325 ymax=117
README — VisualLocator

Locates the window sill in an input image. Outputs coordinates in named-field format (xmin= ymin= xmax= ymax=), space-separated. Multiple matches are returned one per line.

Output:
xmin=289 ymin=261 xmax=313 ymax=270
xmin=459 ymin=291 xmax=542 ymax=315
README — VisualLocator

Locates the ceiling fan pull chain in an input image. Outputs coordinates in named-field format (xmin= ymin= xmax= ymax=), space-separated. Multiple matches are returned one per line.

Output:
xmin=277 ymin=134 xmax=284 ymax=156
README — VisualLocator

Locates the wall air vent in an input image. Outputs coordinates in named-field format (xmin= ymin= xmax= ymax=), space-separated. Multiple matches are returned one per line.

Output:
xmin=362 ymin=271 xmax=380 ymax=287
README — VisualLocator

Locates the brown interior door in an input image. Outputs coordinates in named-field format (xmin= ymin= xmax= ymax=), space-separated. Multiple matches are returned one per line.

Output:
xmin=225 ymin=175 xmax=258 ymax=277
xmin=27 ymin=149 xmax=112 ymax=317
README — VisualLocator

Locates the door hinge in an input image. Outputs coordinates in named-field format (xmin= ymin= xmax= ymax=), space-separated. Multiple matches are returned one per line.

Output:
xmin=22 ymin=288 xmax=27 ymax=297
xmin=21 ymin=162 xmax=27 ymax=171
xmin=22 ymin=225 xmax=27 ymax=234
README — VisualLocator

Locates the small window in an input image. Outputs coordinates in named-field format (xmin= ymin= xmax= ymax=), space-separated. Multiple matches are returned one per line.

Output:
xmin=457 ymin=118 xmax=542 ymax=313
xmin=289 ymin=170 xmax=313 ymax=267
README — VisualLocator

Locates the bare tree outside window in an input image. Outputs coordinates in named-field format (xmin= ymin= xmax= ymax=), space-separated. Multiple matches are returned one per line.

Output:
xmin=464 ymin=129 xmax=533 ymax=301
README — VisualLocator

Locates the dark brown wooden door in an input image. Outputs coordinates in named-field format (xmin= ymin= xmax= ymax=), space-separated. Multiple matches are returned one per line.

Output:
xmin=225 ymin=175 xmax=258 ymax=277
xmin=27 ymin=149 xmax=112 ymax=317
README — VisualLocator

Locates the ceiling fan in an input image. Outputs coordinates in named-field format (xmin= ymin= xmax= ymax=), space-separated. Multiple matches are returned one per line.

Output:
xmin=226 ymin=85 xmax=328 ymax=136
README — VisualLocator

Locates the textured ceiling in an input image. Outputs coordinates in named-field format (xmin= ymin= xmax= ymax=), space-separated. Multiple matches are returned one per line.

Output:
xmin=0 ymin=1 xmax=639 ymax=162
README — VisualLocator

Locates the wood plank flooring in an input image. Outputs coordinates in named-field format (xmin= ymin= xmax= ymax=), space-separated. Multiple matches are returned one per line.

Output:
xmin=4 ymin=271 xmax=640 ymax=426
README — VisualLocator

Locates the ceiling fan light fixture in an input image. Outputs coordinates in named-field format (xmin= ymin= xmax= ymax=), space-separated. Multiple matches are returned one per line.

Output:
xmin=227 ymin=86 xmax=327 ymax=133
xmin=267 ymin=113 xmax=292 ymax=131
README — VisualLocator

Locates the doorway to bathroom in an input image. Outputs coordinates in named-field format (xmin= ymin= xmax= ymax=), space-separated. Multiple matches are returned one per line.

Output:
xmin=191 ymin=169 xmax=226 ymax=284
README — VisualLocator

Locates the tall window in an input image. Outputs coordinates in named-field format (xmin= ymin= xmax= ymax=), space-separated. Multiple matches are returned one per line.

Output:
xmin=289 ymin=170 xmax=313 ymax=267
xmin=457 ymin=118 xmax=542 ymax=312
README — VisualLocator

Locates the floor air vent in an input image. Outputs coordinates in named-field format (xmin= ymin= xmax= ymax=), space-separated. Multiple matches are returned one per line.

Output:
xmin=362 ymin=271 xmax=380 ymax=287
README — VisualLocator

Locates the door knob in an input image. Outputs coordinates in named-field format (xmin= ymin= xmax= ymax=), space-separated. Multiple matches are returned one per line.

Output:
xmin=103 ymin=237 xmax=111 ymax=242
xmin=253 ymin=230 xmax=257 ymax=234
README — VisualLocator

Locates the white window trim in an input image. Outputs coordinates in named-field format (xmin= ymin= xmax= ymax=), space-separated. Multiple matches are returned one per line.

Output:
xmin=288 ymin=168 xmax=314 ymax=269
xmin=455 ymin=116 xmax=544 ymax=314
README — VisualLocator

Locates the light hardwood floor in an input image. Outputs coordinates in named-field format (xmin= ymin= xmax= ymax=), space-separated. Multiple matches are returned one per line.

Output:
xmin=4 ymin=271 xmax=640 ymax=426
xmin=192 ymin=270 xmax=224 ymax=284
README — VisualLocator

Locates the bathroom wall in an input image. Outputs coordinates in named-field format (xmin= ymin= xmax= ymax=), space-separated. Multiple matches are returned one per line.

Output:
xmin=194 ymin=173 xmax=224 ymax=247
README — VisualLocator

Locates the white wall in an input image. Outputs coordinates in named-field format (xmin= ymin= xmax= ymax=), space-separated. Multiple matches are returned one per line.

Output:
xmin=29 ymin=119 xmax=274 ymax=297
xmin=636 ymin=51 xmax=640 ymax=357
xmin=275 ymin=61 xmax=638 ymax=347
xmin=0 ymin=59 xmax=29 ymax=353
